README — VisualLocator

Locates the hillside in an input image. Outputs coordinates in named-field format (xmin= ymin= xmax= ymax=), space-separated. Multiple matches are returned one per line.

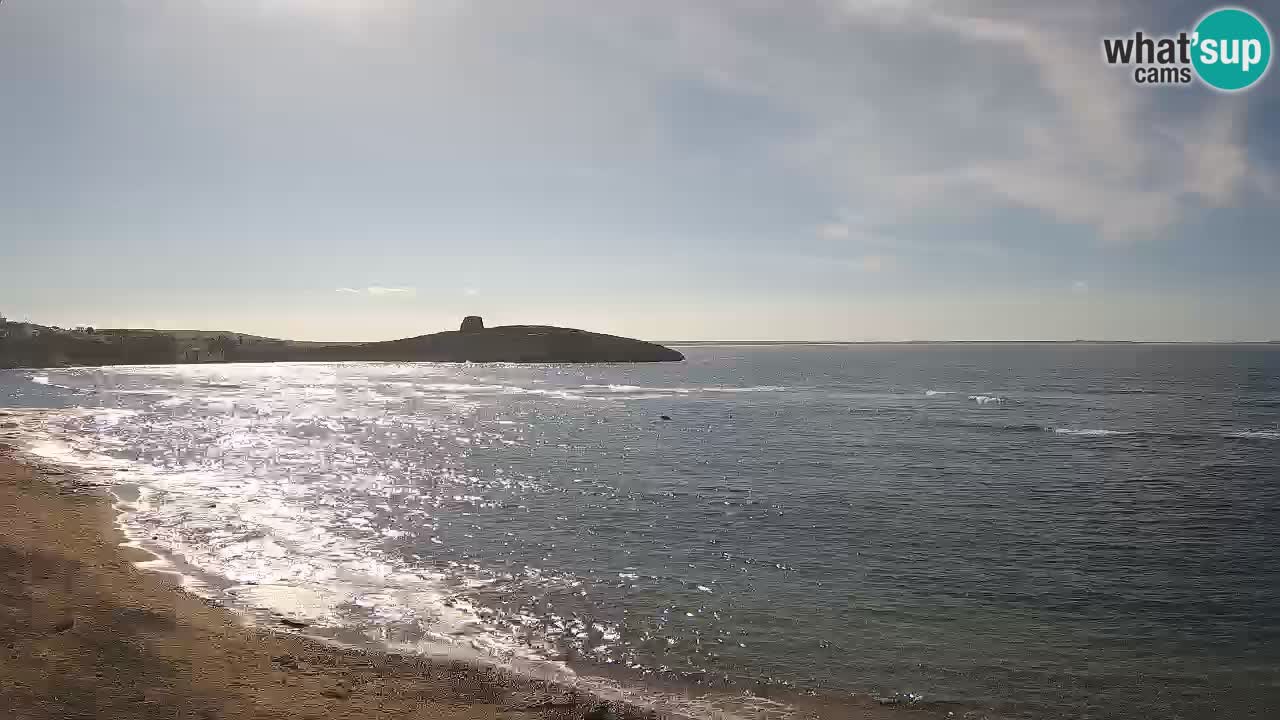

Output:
xmin=0 ymin=318 xmax=683 ymax=368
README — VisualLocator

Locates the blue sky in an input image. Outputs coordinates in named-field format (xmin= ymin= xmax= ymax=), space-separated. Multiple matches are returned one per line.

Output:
xmin=2 ymin=0 xmax=1278 ymax=341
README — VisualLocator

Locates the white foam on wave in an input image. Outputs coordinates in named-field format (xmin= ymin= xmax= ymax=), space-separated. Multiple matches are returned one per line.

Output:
xmin=503 ymin=387 xmax=588 ymax=400
xmin=27 ymin=373 xmax=79 ymax=391
xmin=405 ymin=382 xmax=507 ymax=392
xmin=17 ymin=411 xmax=537 ymax=658
xmin=21 ymin=421 xmax=777 ymax=719
xmin=581 ymin=384 xmax=682 ymax=393
xmin=580 ymin=384 xmax=792 ymax=395
xmin=968 ymin=395 xmax=1006 ymax=405
xmin=924 ymin=390 xmax=956 ymax=396
xmin=368 ymin=381 xmax=598 ymax=402
xmin=1053 ymin=428 xmax=1132 ymax=437
xmin=1228 ymin=430 xmax=1280 ymax=440
xmin=3 ymin=368 xmax=820 ymax=720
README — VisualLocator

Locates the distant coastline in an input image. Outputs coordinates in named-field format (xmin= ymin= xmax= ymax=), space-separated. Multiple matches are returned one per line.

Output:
xmin=0 ymin=316 xmax=684 ymax=368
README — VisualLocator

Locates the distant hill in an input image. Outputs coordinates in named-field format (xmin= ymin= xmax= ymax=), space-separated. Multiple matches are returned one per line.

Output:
xmin=0 ymin=317 xmax=683 ymax=368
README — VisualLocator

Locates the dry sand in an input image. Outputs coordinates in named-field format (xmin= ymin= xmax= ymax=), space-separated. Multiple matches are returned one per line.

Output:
xmin=0 ymin=431 xmax=962 ymax=720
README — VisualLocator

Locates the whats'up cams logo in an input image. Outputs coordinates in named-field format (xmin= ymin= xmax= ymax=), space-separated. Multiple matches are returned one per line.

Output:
xmin=1103 ymin=6 xmax=1271 ymax=91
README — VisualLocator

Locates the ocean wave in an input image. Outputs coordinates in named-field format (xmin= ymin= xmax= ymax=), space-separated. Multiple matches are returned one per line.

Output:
xmin=1092 ymin=387 xmax=1161 ymax=395
xmin=502 ymin=387 xmax=587 ymax=400
xmin=28 ymin=374 xmax=78 ymax=391
xmin=24 ymin=429 xmax=550 ymax=665
xmin=580 ymin=384 xmax=792 ymax=395
xmin=1053 ymin=428 xmax=1133 ymax=437
xmin=1227 ymin=430 xmax=1280 ymax=440
xmin=968 ymin=395 xmax=1007 ymax=406
xmin=924 ymin=390 xmax=956 ymax=396
xmin=418 ymin=382 xmax=508 ymax=393
xmin=581 ymin=384 xmax=690 ymax=394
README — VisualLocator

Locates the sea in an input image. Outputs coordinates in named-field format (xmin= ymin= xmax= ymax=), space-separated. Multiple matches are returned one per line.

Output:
xmin=1 ymin=344 xmax=1278 ymax=719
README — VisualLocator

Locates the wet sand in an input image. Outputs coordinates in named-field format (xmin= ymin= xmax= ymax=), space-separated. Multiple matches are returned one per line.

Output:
xmin=0 ymin=424 xmax=962 ymax=720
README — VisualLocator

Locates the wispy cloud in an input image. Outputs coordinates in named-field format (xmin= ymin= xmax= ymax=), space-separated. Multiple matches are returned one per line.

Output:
xmin=656 ymin=1 xmax=1272 ymax=241
xmin=815 ymin=215 xmax=902 ymax=248
xmin=121 ymin=1 xmax=1277 ymax=247
xmin=367 ymin=286 xmax=415 ymax=297
xmin=336 ymin=286 xmax=417 ymax=298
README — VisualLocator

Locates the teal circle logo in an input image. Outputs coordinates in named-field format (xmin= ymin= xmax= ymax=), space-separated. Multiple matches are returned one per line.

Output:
xmin=1192 ymin=7 xmax=1272 ymax=91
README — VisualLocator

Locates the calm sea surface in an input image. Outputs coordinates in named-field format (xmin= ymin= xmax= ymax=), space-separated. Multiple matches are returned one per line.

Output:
xmin=2 ymin=345 xmax=1278 ymax=719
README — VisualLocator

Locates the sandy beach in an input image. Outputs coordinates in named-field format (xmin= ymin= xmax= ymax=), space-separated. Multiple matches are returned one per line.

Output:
xmin=0 ymin=423 xmax=958 ymax=720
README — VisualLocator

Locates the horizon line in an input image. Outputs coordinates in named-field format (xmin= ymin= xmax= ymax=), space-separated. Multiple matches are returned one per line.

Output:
xmin=662 ymin=339 xmax=1280 ymax=345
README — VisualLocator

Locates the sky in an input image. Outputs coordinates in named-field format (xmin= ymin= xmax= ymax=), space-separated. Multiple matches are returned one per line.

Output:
xmin=2 ymin=0 xmax=1279 ymax=342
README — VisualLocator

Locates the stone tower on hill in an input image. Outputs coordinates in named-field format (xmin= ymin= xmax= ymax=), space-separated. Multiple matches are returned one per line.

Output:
xmin=460 ymin=316 xmax=484 ymax=332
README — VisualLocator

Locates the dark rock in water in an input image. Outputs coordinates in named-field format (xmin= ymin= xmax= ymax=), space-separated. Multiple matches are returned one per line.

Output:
xmin=279 ymin=617 xmax=309 ymax=628
xmin=659 ymin=415 xmax=672 ymax=421
xmin=52 ymin=617 xmax=75 ymax=633
xmin=460 ymin=315 xmax=485 ymax=332
xmin=584 ymin=703 xmax=615 ymax=720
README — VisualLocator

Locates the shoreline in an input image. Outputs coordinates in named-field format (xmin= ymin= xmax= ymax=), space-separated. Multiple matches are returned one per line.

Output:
xmin=0 ymin=442 xmax=659 ymax=720
xmin=0 ymin=413 xmax=968 ymax=720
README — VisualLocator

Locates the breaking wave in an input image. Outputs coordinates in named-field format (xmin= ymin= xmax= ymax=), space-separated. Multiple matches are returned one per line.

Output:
xmin=1053 ymin=428 xmax=1133 ymax=437
xmin=579 ymin=384 xmax=792 ymax=394
xmin=968 ymin=395 xmax=1007 ymax=406
xmin=1227 ymin=430 xmax=1280 ymax=441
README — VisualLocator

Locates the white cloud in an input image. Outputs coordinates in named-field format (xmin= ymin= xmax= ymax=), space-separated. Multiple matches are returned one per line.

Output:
xmin=104 ymin=1 xmax=1276 ymax=247
xmin=650 ymin=1 xmax=1271 ymax=241
xmin=366 ymin=286 xmax=416 ymax=297
xmin=336 ymin=286 xmax=417 ymax=298
xmin=1072 ymin=280 xmax=1089 ymax=293
xmin=464 ymin=288 xmax=479 ymax=296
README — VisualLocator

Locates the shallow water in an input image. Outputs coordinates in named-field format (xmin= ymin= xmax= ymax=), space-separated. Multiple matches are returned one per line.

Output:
xmin=3 ymin=344 xmax=1279 ymax=719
